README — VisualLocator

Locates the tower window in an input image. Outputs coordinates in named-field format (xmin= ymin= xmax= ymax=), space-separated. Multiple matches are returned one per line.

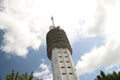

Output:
xmin=66 ymin=61 xmax=69 ymax=63
xmin=60 ymin=61 xmax=63 ymax=63
xmin=59 ymin=56 xmax=62 ymax=58
xmin=61 ymin=66 xmax=65 ymax=68
xmin=65 ymin=56 xmax=68 ymax=58
xmin=67 ymin=66 xmax=71 ymax=68
xmin=62 ymin=73 xmax=66 ymax=75
xmin=69 ymin=73 xmax=73 ymax=75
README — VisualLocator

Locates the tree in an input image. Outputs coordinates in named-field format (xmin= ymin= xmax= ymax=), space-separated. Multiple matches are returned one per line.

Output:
xmin=6 ymin=70 xmax=34 ymax=80
xmin=95 ymin=70 xmax=120 ymax=80
xmin=100 ymin=71 xmax=105 ymax=78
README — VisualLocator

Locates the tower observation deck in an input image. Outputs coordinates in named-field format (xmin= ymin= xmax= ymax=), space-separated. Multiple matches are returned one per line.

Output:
xmin=46 ymin=17 xmax=78 ymax=80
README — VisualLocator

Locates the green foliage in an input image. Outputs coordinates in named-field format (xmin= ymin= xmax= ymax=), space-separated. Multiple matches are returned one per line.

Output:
xmin=6 ymin=70 xmax=33 ymax=80
xmin=95 ymin=70 xmax=120 ymax=80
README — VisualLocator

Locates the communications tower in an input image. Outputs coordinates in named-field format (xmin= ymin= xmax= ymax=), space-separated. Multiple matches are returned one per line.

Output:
xmin=46 ymin=17 xmax=78 ymax=80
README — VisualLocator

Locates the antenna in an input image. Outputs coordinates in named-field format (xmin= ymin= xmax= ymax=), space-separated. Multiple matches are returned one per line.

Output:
xmin=51 ymin=16 xmax=55 ymax=27
xmin=49 ymin=16 xmax=56 ymax=30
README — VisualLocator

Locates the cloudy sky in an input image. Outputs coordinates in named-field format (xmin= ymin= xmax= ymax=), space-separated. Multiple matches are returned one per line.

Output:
xmin=0 ymin=0 xmax=120 ymax=80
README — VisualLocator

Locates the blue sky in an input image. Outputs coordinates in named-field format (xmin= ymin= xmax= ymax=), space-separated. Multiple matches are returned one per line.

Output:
xmin=0 ymin=30 xmax=104 ymax=80
xmin=0 ymin=0 xmax=120 ymax=80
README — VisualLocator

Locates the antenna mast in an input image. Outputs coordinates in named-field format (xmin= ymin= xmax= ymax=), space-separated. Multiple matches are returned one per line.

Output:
xmin=51 ymin=16 xmax=55 ymax=27
xmin=49 ymin=16 xmax=56 ymax=30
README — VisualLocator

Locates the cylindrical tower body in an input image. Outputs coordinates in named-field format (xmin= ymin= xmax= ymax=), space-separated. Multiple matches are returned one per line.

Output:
xmin=46 ymin=26 xmax=78 ymax=80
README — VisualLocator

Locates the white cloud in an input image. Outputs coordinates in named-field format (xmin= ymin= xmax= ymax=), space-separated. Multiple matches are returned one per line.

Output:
xmin=0 ymin=0 xmax=50 ymax=57
xmin=82 ymin=0 xmax=119 ymax=36
xmin=76 ymin=0 xmax=120 ymax=76
xmin=34 ymin=63 xmax=53 ymax=80
xmin=0 ymin=0 xmax=98 ymax=57
xmin=82 ymin=1 xmax=107 ymax=36
xmin=0 ymin=13 xmax=42 ymax=57
xmin=76 ymin=36 xmax=120 ymax=75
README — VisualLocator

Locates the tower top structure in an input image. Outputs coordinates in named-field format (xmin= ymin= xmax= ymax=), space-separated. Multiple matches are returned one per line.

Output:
xmin=46 ymin=17 xmax=72 ymax=60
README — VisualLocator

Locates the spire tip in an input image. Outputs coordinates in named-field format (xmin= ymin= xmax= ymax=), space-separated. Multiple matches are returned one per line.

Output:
xmin=49 ymin=16 xmax=55 ymax=30
xmin=51 ymin=16 xmax=55 ymax=26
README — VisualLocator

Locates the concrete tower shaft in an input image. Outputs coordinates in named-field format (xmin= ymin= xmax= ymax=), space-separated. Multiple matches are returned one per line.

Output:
xmin=46 ymin=27 xmax=72 ymax=60
xmin=46 ymin=17 xmax=78 ymax=80
xmin=46 ymin=25 xmax=78 ymax=80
